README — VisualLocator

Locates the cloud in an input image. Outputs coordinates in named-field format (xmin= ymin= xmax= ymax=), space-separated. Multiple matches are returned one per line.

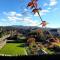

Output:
xmin=49 ymin=0 xmax=57 ymax=6
xmin=40 ymin=10 xmax=49 ymax=16
xmin=41 ymin=10 xmax=49 ymax=13
xmin=19 ymin=17 xmax=38 ymax=26
xmin=8 ymin=16 xmax=17 ymax=21
xmin=53 ymin=8 xmax=58 ymax=11
xmin=22 ymin=9 xmax=32 ymax=17
xmin=42 ymin=0 xmax=58 ymax=14
xmin=3 ymin=11 xmax=22 ymax=17
xmin=43 ymin=3 xmax=48 ymax=7
xmin=3 ymin=11 xmax=23 ymax=22
xmin=47 ymin=7 xmax=51 ymax=10
xmin=34 ymin=9 xmax=49 ymax=16
xmin=24 ymin=8 xmax=28 ymax=11
xmin=2 ymin=11 xmax=38 ymax=26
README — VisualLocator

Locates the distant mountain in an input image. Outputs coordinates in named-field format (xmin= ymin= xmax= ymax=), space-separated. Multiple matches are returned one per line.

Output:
xmin=11 ymin=25 xmax=39 ymax=30
xmin=0 ymin=25 xmax=60 ymax=31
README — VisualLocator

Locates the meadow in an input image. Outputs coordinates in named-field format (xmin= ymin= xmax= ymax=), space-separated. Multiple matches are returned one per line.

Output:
xmin=0 ymin=43 xmax=27 ymax=56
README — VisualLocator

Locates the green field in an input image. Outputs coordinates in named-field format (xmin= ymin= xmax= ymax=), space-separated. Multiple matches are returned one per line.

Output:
xmin=0 ymin=43 xmax=27 ymax=56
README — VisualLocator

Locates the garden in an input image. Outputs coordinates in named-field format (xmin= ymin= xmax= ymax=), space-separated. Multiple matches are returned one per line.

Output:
xmin=0 ymin=43 xmax=27 ymax=56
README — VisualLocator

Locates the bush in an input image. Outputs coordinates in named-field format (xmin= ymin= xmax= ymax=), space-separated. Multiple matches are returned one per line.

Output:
xmin=0 ymin=32 xmax=3 ymax=38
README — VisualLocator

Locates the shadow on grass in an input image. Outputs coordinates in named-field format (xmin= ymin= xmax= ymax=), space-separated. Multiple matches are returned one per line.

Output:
xmin=17 ymin=43 xmax=27 ymax=47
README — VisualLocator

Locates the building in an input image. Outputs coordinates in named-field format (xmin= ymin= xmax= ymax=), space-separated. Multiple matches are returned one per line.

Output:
xmin=49 ymin=29 xmax=60 ymax=37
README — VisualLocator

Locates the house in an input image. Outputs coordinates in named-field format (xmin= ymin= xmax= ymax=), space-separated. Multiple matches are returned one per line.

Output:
xmin=49 ymin=29 xmax=60 ymax=37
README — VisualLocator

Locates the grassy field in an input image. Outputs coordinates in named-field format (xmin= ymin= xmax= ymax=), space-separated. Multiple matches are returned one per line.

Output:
xmin=0 ymin=43 xmax=27 ymax=56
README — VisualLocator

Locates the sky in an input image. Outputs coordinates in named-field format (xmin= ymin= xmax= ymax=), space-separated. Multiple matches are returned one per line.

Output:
xmin=0 ymin=0 xmax=60 ymax=28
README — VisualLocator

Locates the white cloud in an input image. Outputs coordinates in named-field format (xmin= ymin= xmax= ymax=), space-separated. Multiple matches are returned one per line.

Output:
xmin=49 ymin=0 xmax=57 ymax=6
xmin=8 ymin=16 xmax=17 ymax=21
xmin=2 ymin=11 xmax=38 ymax=26
xmin=24 ymin=8 xmax=28 ymax=11
xmin=53 ymin=8 xmax=58 ymax=11
xmin=47 ymin=7 xmax=51 ymax=10
xmin=43 ymin=3 xmax=48 ymax=7
xmin=41 ymin=10 xmax=49 ymax=13
xmin=21 ymin=17 xmax=38 ymax=26
xmin=34 ymin=9 xmax=49 ymax=16
xmin=42 ymin=0 xmax=58 ymax=13
xmin=3 ymin=11 xmax=22 ymax=17
xmin=15 ymin=14 xmax=22 ymax=16
xmin=3 ymin=11 xmax=23 ymax=22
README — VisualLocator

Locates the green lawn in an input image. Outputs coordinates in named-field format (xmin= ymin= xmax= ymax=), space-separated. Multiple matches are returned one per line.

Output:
xmin=0 ymin=43 xmax=27 ymax=56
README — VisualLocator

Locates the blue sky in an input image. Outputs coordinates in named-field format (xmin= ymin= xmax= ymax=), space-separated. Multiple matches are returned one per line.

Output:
xmin=0 ymin=0 xmax=60 ymax=28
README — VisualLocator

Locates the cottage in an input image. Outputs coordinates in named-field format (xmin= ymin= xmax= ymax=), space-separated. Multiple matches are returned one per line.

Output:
xmin=49 ymin=29 xmax=60 ymax=37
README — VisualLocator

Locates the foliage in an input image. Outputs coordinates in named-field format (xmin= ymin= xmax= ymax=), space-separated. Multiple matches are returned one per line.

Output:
xmin=36 ymin=30 xmax=46 ymax=42
xmin=28 ymin=31 xmax=37 ymax=36
xmin=17 ymin=34 xmax=26 ymax=43
xmin=27 ymin=37 xmax=36 ymax=44
xmin=41 ymin=47 xmax=54 ymax=54
xmin=28 ymin=30 xmax=46 ymax=42
xmin=0 ymin=32 xmax=4 ymax=38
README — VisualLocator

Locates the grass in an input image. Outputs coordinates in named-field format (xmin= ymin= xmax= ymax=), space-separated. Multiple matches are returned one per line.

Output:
xmin=0 ymin=43 xmax=27 ymax=56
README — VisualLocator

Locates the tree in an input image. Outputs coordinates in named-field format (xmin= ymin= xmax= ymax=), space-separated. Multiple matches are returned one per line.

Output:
xmin=0 ymin=31 xmax=4 ymax=38
xmin=36 ymin=29 xmax=46 ymax=42
xmin=43 ymin=30 xmax=53 ymax=40
xmin=27 ymin=37 xmax=35 ymax=44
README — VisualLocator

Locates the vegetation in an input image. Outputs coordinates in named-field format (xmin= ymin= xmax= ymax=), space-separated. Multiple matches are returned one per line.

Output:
xmin=0 ymin=32 xmax=4 ymax=38
xmin=0 ymin=26 xmax=60 ymax=55
xmin=0 ymin=43 xmax=27 ymax=56
xmin=17 ymin=34 xmax=26 ymax=43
